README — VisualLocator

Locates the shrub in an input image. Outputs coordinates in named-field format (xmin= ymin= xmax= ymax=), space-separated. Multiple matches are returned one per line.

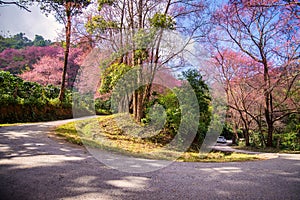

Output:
xmin=0 ymin=70 xmax=73 ymax=123
xmin=276 ymin=131 xmax=300 ymax=151
xmin=94 ymin=98 xmax=111 ymax=115
xmin=143 ymin=69 xmax=212 ymax=150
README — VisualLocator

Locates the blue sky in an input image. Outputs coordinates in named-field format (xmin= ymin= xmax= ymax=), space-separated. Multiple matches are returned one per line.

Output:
xmin=0 ymin=4 xmax=63 ymax=40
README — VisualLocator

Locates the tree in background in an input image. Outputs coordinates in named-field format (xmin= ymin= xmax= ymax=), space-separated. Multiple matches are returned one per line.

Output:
xmin=35 ymin=0 xmax=91 ymax=101
xmin=213 ymin=49 xmax=266 ymax=146
xmin=0 ymin=33 xmax=33 ymax=51
xmin=87 ymin=0 xmax=209 ymax=122
xmin=20 ymin=55 xmax=63 ymax=86
xmin=33 ymin=35 xmax=52 ymax=46
xmin=0 ymin=33 xmax=52 ymax=51
xmin=211 ymin=0 xmax=299 ymax=147
xmin=19 ymin=47 xmax=84 ymax=88
xmin=181 ymin=69 xmax=211 ymax=146
xmin=0 ymin=45 xmax=58 ymax=74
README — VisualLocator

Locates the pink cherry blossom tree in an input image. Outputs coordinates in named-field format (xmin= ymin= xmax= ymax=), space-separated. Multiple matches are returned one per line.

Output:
xmin=210 ymin=0 xmax=299 ymax=146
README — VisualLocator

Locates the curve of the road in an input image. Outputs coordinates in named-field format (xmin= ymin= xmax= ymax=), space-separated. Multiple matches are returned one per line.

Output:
xmin=1 ymin=118 xmax=300 ymax=200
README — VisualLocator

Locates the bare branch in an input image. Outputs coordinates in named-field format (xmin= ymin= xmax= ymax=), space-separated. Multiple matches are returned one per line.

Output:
xmin=0 ymin=0 xmax=31 ymax=12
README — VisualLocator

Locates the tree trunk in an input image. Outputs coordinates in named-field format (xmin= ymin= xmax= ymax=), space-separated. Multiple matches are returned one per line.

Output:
xmin=118 ymin=94 xmax=129 ymax=113
xmin=243 ymin=128 xmax=250 ymax=146
xmin=58 ymin=3 xmax=71 ymax=102
xmin=267 ymin=123 xmax=274 ymax=147
xmin=232 ymin=124 xmax=238 ymax=145
xmin=135 ymin=63 xmax=144 ymax=122
xmin=136 ymin=90 xmax=144 ymax=122
xmin=264 ymin=91 xmax=274 ymax=147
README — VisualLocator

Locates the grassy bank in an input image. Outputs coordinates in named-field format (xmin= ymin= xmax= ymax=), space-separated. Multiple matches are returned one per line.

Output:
xmin=232 ymin=145 xmax=300 ymax=154
xmin=55 ymin=115 xmax=262 ymax=162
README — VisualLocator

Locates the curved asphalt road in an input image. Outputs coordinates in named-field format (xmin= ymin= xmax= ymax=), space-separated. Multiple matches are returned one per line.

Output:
xmin=0 ymin=119 xmax=299 ymax=200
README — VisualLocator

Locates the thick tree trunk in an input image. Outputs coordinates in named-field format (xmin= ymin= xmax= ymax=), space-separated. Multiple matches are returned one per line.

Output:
xmin=232 ymin=124 xmax=238 ymax=145
xmin=263 ymin=63 xmax=274 ymax=147
xmin=135 ymin=63 xmax=144 ymax=122
xmin=243 ymin=128 xmax=250 ymax=146
xmin=136 ymin=90 xmax=144 ymax=122
xmin=58 ymin=3 xmax=71 ymax=102
xmin=118 ymin=94 xmax=130 ymax=113
xmin=266 ymin=123 xmax=274 ymax=147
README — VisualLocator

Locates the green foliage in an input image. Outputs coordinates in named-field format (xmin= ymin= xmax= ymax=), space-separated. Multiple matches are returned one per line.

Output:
xmin=144 ymin=69 xmax=211 ymax=149
xmin=99 ymin=63 xmax=131 ymax=94
xmin=97 ymin=0 xmax=114 ymax=10
xmin=134 ymin=49 xmax=149 ymax=62
xmin=33 ymin=35 xmax=51 ymax=46
xmin=0 ymin=33 xmax=32 ymax=52
xmin=279 ymin=131 xmax=300 ymax=151
xmin=284 ymin=113 xmax=300 ymax=135
xmin=132 ymin=29 xmax=156 ymax=62
xmin=94 ymin=98 xmax=111 ymax=115
xmin=159 ymin=90 xmax=181 ymax=131
xmin=44 ymin=85 xmax=60 ymax=99
xmin=149 ymin=13 xmax=176 ymax=30
xmin=274 ymin=118 xmax=300 ymax=151
xmin=249 ymin=132 xmax=264 ymax=148
xmin=244 ymin=112 xmax=300 ymax=151
xmin=0 ymin=33 xmax=51 ymax=51
xmin=133 ymin=29 xmax=156 ymax=49
xmin=0 ymin=71 xmax=73 ymax=123
xmin=85 ymin=15 xmax=119 ymax=34
xmin=221 ymin=123 xmax=233 ymax=139
xmin=180 ymin=69 xmax=212 ymax=145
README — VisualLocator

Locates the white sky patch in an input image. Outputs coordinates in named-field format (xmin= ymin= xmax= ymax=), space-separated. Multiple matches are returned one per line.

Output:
xmin=0 ymin=4 xmax=64 ymax=41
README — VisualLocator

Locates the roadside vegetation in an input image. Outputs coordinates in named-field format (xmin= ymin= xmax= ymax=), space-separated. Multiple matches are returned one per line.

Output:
xmin=0 ymin=1 xmax=299 ymax=157
xmin=0 ymin=71 xmax=72 ymax=123
xmin=55 ymin=116 xmax=262 ymax=162
xmin=221 ymin=122 xmax=300 ymax=153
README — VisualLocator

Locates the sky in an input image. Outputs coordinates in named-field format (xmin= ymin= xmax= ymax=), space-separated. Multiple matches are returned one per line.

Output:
xmin=0 ymin=4 xmax=64 ymax=41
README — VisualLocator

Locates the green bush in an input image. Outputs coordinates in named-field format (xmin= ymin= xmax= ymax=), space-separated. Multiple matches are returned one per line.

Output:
xmin=94 ymin=98 xmax=111 ymax=115
xmin=275 ymin=130 xmax=300 ymax=151
xmin=143 ymin=69 xmax=212 ymax=150
xmin=157 ymin=90 xmax=181 ymax=134
xmin=282 ymin=133 xmax=300 ymax=151
xmin=221 ymin=123 xmax=234 ymax=140
xmin=0 ymin=70 xmax=73 ymax=123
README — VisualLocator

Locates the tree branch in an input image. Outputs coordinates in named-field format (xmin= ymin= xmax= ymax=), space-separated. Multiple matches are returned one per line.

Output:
xmin=0 ymin=0 xmax=31 ymax=12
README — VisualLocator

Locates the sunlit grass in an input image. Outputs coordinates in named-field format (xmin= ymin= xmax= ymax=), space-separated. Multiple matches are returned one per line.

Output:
xmin=54 ymin=115 xmax=263 ymax=162
xmin=232 ymin=145 xmax=300 ymax=154
xmin=178 ymin=151 xmax=261 ymax=162
xmin=0 ymin=122 xmax=40 ymax=127
xmin=55 ymin=122 xmax=83 ymax=145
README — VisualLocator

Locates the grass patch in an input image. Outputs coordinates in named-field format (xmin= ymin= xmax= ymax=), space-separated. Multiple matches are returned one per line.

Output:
xmin=55 ymin=122 xmax=83 ymax=145
xmin=178 ymin=151 xmax=261 ymax=162
xmin=232 ymin=145 xmax=300 ymax=154
xmin=0 ymin=122 xmax=41 ymax=127
xmin=54 ymin=114 xmax=263 ymax=162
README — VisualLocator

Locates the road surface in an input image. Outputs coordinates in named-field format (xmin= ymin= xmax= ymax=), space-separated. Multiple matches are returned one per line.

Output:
xmin=0 ymin=119 xmax=300 ymax=200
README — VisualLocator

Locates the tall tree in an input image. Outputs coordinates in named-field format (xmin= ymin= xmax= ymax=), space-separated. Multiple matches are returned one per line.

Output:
xmin=0 ymin=45 xmax=60 ymax=74
xmin=211 ymin=0 xmax=299 ymax=147
xmin=0 ymin=33 xmax=33 ymax=51
xmin=181 ymin=69 xmax=211 ymax=145
xmin=87 ymin=0 xmax=209 ymax=122
xmin=36 ymin=0 xmax=90 ymax=101
xmin=33 ymin=35 xmax=51 ymax=46
xmin=19 ymin=47 xmax=84 ymax=87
